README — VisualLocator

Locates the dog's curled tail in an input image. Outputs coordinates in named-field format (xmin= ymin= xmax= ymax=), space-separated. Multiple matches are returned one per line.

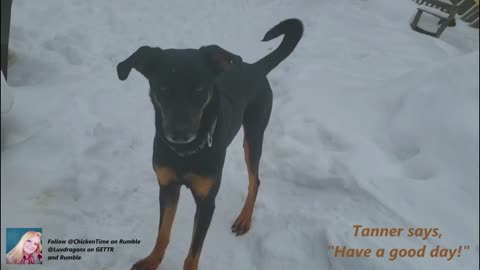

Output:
xmin=254 ymin=18 xmax=303 ymax=75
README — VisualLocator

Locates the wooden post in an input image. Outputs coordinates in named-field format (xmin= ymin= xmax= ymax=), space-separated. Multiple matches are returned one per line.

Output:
xmin=1 ymin=0 xmax=13 ymax=79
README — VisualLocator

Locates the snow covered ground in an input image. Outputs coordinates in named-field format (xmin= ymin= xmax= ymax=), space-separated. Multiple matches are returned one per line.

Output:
xmin=1 ymin=0 xmax=478 ymax=269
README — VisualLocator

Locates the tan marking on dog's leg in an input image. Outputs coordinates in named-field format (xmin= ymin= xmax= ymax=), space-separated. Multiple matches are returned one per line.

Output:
xmin=183 ymin=202 xmax=213 ymax=270
xmin=154 ymin=166 xmax=177 ymax=186
xmin=131 ymin=168 xmax=179 ymax=270
xmin=183 ymin=217 xmax=200 ymax=270
xmin=184 ymin=174 xmax=214 ymax=199
xmin=232 ymin=138 xmax=260 ymax=235
xmin=182 ymin=180 xmax=215 ymax=270
xmin=184 ymin=252 xmax=201 ymax=270
xmin=151 ymin=202 xmax=178 ymax=257
xmin=132 ymin=199 xmax=179 ymax=270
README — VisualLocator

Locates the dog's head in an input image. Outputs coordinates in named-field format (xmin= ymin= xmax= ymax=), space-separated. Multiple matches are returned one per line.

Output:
xmin=117 ymin=45 xmax=242 ymax=144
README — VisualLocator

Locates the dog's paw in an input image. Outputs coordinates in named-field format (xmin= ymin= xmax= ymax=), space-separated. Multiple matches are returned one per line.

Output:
xmin=131 ymin=256 xmax=161 ymax=270
xmin=231 ymin=210 xmax=253 ymax=236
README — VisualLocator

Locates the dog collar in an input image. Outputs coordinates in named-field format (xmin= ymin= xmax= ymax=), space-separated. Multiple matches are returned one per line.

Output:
xmin=166 ymin=118 xmax=217 ymax=157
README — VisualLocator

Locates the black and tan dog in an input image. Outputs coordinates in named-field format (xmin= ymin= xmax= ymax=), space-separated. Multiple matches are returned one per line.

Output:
xmin=117 ymin=18 xmax=303 ymax=270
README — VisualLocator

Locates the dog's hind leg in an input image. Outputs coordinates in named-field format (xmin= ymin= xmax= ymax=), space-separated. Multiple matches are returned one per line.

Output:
xmin=232 ymin=88 xmax=273 ymax=236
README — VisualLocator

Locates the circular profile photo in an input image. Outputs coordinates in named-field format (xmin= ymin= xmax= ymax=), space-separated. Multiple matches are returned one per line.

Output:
xmin=6 ymin=228 xmax=43 ymax=264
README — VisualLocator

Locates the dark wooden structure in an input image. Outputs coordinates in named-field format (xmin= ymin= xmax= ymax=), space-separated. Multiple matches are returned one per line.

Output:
xmin=412 ymin=0 xmax=479 ymax=29
xmin=410 ymin=0 xmax=458 ymax=37
xmin=1 ymin=0 xmax=13 ymax=79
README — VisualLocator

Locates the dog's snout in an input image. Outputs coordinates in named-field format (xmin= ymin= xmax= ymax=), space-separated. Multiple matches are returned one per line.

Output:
xmin=165 ymin=124 xmax=197 ymax=144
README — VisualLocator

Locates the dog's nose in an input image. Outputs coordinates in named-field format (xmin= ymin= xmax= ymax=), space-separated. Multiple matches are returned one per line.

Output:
xmin=169 ymin=134 xmax=196 ymax=144
xmin=165 ymin=125 xmax=197 ymax=144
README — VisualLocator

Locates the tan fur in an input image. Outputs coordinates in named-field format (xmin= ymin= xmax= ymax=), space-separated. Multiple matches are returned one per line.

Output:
xmin=154 ymin=166 xmax=177 ymax=186
xmin=152 ymin=204 xmax=177 ymax=258
xmin=232 ymin=137 xmax=260 ymax=234
xmin=133 ymin=187 xmax=180 ymax=270
xmin=184 ymin=174 xmax=214 ymax=199
xmin=183 ymin=252 xmax=200 ymax=270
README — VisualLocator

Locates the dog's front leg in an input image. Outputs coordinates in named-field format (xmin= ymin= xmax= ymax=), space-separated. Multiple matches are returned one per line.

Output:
xmin=184 ymin=198 xmax=215 ymax=270
xmin=183 ymin=174 xmax=217 ymax=270
xmin=132 ymin=167 xmax=180 ymax=270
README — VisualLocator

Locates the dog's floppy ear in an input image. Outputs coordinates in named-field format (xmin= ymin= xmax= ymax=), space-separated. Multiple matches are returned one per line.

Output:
xmin=117 ymin=46 xmax=161 ymax=80
xmin=200 ymin=45 xmax=242 ymax=73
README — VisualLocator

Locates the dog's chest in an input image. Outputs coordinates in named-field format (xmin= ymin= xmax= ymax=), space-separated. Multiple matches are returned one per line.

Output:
xmin=154 ymin=165 xmax=215 ymax=198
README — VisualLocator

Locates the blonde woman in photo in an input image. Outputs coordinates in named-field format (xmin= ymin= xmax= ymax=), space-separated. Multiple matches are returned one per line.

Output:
xmin=6 ymin=231 xmax=43 ymax=264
